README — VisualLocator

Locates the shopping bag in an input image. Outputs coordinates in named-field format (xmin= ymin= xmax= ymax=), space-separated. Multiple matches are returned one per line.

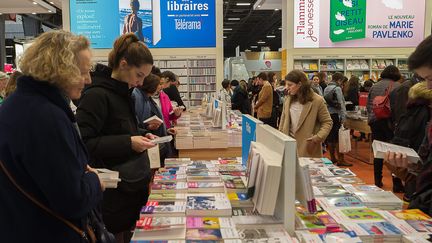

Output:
xmin=338 ymin=125 xmax=352 ymax=153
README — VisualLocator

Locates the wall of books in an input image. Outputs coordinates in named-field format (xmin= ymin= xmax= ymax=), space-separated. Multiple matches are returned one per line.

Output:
xmin=293 ymin=55 xmax=412 ymax=82
xmin=156 ymin=57 xmax=217 ymax=108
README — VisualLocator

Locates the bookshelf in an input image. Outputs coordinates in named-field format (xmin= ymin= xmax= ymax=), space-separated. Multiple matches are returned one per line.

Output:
xmin=293 ymin=55 xmax=414 ymax=82
xmin=156 ymin=58 xmax=217 ymax=107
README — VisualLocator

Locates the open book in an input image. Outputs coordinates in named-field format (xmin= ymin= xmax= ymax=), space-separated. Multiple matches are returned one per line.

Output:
xmin=143 ymin=115 xmax=163 ymax=124
xmin=372 ymin=140 xmax=420 ymax=164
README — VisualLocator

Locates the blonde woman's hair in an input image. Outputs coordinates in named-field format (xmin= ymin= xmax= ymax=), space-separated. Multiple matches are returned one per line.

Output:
xmin=19 ymin=30 xmax=90 ymax=91
xmin=408 ymin=81 xmax=432 ymax=101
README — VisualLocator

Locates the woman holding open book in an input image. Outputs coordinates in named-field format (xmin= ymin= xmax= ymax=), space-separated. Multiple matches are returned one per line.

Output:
xmin=279 ymin=70 xmax=333 ymax=158
xmin=76 ymin=33 xmax=156 ymax=243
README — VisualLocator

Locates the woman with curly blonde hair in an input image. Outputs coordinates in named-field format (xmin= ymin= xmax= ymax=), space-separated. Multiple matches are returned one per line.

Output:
xmin=0 ymin=30 xmax=104 ymax=242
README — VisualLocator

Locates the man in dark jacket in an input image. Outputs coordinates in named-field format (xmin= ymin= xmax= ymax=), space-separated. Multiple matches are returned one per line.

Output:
xmin=162 ymin=70 xmax=186 ymax=110
xmin=389 ymin=74 xmax=422 ymax=128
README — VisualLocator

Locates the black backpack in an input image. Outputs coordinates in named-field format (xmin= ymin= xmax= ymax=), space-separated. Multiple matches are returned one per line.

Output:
xmin=324 ymin=86 xmax=341 ymax=109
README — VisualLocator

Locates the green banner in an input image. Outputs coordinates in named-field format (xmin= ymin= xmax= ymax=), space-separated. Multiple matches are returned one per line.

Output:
xmin=330 ymin=0 xmax=367 ymax=42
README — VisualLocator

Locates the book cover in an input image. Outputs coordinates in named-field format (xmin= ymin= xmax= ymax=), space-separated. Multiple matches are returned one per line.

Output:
xmin=186 ymin=217 xmax=234 ymax=229
xmin=148 ymin=193 xmax=186 ymax=201
xmin=319 ymin=231 xmax=361 ymax=243
xmin=330 ymin=0 xmax=367 ymax=42
xmin=341 ymin=208 xmax=384 ymax=221
xmin=318 ymin=196 xmax=364 ymax=209
xmin=136 ymin=217 xmax=185 ymax=231
xmin=329 ymin=168 xmax=356 ymax=177
xmin=391 ymin=209 xmax=431 ymax=221
xmin=186 ymin=229 xmax=222 ymax=240
xmin=358 ymin=222 xmax=402 ymax=235
xmin=237 ymin=226 xmax=290 ymax=240
xmin=227 ymin=193 xmax=248 ymax=201
xmin=406 ymin=220 xmax=432 ymax=233
xmin=315 ymin=185 xmax=351 ymax=197
xmin=296 ymin=212 xmax=326 ymax=229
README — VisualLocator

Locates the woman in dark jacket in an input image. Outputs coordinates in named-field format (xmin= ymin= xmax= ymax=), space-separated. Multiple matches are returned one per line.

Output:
xmin=0 ymin=31 xmax=103 ymax=242
xmin=76 ymin=33 xmax=155 ymax=243
xmin=231 ymin=80 xmax=251 ymax=114
xmin=345 ymin=76 xmax=360 ymax=111
xmin=133 ymin=74 xmax=173 ymax=167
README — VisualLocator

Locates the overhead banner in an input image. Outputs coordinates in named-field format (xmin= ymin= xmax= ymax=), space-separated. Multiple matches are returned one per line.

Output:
xmin=70 ymin=0 xmax=216 ymax=49
xmin=293 ymin=0 xmax=426 ymax=48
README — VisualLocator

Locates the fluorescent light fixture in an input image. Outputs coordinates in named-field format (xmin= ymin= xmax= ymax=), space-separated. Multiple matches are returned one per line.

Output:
xmin=250 ymin=45 xmax=258 ymax=48
xmin=48 ymin=10 xmax=52 ymax=12
xmin=266 ymin=35 xmax=276 ymax=38
xmin=275 ymin=8 xmax=279 ymax=11
xmin=228 ymin=18 xmax=240 ymax=21
xmin=0 ymin=13 xmax=3 ymax=15
xmin=50 ymin=1 xmax=54 ymax=4
xmin=223 ymin=28 xmax=232 ymax=31
xmin=33 ymin=1 xmax=38 ymax=4
xmin=32 ymin=12 xmax=37 ymax=15
xmin=279 ymin=27 xmax=282 ymax=30
xmin=257 ymin=5 xmax=261 ymax=8
xmin=223 ymin=36 xmax=227 ymax=39
xmin=257 ymin=41 xmax=266 ymax=44
xmin=236 ymin=3 xmax=251 ymax=6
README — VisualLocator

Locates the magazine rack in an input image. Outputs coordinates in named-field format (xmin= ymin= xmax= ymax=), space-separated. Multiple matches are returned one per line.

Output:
xmin=255 ymin=124 xmax=297 ymax=234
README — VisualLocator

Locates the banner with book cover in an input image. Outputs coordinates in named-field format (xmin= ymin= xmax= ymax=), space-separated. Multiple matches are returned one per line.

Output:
xmin=293 ymin=0 xmax=426 ymax=48
xmin=70 ymin=0 xmax=216 ymax=48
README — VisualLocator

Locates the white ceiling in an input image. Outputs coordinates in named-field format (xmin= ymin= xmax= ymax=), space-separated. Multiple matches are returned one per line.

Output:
xmin=0 ymin=0 xmax=57 ymax=14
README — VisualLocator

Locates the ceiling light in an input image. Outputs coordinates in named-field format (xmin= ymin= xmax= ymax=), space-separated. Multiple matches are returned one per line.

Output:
xmin=257 ymin=41 xmax=266 ymax=44
xmin=0 ymin=13 xmax=3 ymax=15
xmin=48 ymin=10 xmax=53 ymax=13
xmin=236 ymin=3 xmax=251 ymax=6
xmin=223 ymin=36 xmax=227 ymax=39
xmin=275 ymin=8 xmax=279 ymax=11
xmin=266 ymin=35 xmax=276 ymax=38
xmin=257 ymin=5 xmax=261 ymax=8
xmin=279 ymin=27 xmax=282 ymax=30
xmin=33 ymin=1 xmax=38 ymax=4
xmin=250 ymin=45 xmax=258 ymax=48
xmin=228 ymin=18 xmax=240 ymax=21
xmin=32 ymin=12 xmax=37 ymax=15
xmin=50 ymin=1 xmax=54 ymax=4
xmin=223 ymin=28 xmax=232 ymax=31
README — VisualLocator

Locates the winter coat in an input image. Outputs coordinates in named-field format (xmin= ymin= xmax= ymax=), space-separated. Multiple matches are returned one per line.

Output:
xmin=0 ymin=76 xmax=102 ymax=242
xmin=231 ymin=86 xmax=251 ymax=114
xmin=279 ymin=92 xmax=333 ymax=158
xmin=76 ymin=64 xmax=151 ymax=185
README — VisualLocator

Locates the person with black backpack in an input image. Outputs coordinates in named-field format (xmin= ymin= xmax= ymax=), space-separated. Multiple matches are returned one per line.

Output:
xmin=367 ymin=65 xmax=401 ymax=188
xmin=323 ymin=72 xmax=351 ymax=167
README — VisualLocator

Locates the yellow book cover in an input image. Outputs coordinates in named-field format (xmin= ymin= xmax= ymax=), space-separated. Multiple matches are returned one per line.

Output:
xmin=391 ymin=209 xmax=431 ymax=221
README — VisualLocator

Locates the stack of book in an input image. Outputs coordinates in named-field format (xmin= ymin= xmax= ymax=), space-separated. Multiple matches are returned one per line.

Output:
xmin=353 ymin=191 xmax=403 ymax=210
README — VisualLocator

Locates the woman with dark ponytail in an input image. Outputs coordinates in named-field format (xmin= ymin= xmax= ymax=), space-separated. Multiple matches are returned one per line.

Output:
xmin=76 ymin=33 xmax=155 ymax=243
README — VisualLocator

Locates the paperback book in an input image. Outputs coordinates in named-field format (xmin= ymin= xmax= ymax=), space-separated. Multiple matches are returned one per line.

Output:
xmin=186 ymin=193 xmax=232 ymax=217
xmin=186 ymin=228 xmax=240 ymax=240
xmin=136 ymin=217 xmax=185 ymax=231
xmin=186 ymin=217 xmax=235 ymax=229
